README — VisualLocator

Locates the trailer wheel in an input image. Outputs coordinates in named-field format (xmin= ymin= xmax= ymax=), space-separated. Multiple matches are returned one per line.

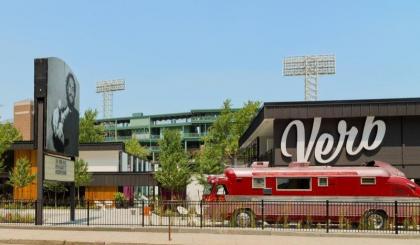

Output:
xmin=232 ymin=209 xmax=255 ymax=227
xmin=365 ymin=211 xmax=387 ymax=230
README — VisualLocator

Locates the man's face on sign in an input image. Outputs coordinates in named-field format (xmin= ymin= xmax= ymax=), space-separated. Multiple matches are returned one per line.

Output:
xmin=66 ymin=76 xmax=76 ymax=108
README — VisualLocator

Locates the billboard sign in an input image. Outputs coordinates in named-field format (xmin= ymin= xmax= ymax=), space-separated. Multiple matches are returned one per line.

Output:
xmin=44 ymin=154 xmax=75 ymax=182
xmin=43 ymin=57 xmax=80 ymax=157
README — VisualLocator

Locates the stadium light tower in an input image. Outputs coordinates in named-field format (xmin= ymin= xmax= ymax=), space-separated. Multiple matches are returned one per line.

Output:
xmin=283 ymin=55 xmax=336 ymax=101
xmin=96 ymin=79 xmax=125 ymax=118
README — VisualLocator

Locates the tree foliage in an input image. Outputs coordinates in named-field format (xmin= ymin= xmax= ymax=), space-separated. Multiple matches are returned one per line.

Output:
xmin=196 ymin=99 xmax=260 ymax=175
xmin=8 ymin=157 xmax=36 ymax=198
xmin=44 ymin=181 xmax=67 ymax=207
xmin=79 ymin=109 xmax=105 ymax=143
xmin=75 ymin=158 xmax=91 ymax=188
xmin=154 ymin=129 xmax=191 ymax=199
xmin=125 ymin=138 xmax=149 ymax=159
xmin=75 ymin=158 xmax=91 ymax=202
xmin=0 ymin=122 xmax=21 ymax=171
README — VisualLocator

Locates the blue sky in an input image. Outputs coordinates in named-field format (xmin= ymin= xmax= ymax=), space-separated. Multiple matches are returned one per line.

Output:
xmin=1 ymin=0 xmax=420 ymax=120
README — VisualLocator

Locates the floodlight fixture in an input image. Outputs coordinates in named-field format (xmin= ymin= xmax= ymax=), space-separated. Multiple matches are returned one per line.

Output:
xmin=283 ymin=55 xmax=336 ymax=101
xmin=96 ymin=79 xmax=125 ymax=118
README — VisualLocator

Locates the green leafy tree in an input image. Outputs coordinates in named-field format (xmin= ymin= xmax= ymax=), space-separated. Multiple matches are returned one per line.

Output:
xmin=196 ymin=145 xmax=224 ymax=184
xmin=0 ymin=122 xmax=21 ymax=171
xmin=79 ymin=109 xmax=105 ymax=143
xmin=8 ymin=157 xmax=36 ymax=199
xmin=44 ymin=181 xmax=67 ymax=207
xmin=125 ymin=138 xmax=149 ymax=159
xmin=75 ymin=158 xmax=92 ymax=203
xmin=154 ymin=129 xmax=191 ymax=200
xmin=197 ymin=99 xmax=260 ymax=176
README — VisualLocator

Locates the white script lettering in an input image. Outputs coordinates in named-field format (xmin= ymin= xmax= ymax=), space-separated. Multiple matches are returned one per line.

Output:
xmin=280 ymin=116 xmax=386 ymax=164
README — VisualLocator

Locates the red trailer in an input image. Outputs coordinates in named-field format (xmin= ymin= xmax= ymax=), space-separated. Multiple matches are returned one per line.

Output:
xmin=202 ymin=161 xmax=420 ymax=229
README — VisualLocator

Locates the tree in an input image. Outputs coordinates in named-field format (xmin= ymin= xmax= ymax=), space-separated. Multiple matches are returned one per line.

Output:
xmin=125 ymin=138 xmax=149 ymax=159
xmin=79 ymin=109 xmax=105 ymax=143
xmin=196 ymin=99 xmax=260 ymax=176
xmin=196 ymin=145 xmax=224 ymax=184
xmin=75 ymin=158 xmax=92 ymax=203
xmin=8 ymin=157 xmax=36 ymax=199
xmin=44 ymin=181 xmax=67 ymax=207
xmin=154 ymin=129 xmax=191 ymax=200
xmin=0 ymin=122 xmax=21 ymax=171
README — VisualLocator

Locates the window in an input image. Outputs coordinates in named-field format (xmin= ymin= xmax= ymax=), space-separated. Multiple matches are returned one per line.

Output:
xmin=361 ymin=177 xmax=376 ymax=185
xmin=276 ymin=178 xmax=311 ymax=190
xmin=216 ymin=185 xmax=227 ymax=195
xmin=318 ymin=177 xmax=328 ymax=187
xmin=203 ymin=184 xmax=212 ymax=195
xmin=252 ymin=177 xmax=266 ymax=189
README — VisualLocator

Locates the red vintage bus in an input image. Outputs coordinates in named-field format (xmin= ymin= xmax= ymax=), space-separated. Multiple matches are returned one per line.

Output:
xmin=202 ymin=161 xmax=420 ymax=229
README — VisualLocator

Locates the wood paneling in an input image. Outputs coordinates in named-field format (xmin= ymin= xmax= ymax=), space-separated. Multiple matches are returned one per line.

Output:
xmin=85 ymin=186 xmax=117 ymax=201
xmin=13 ymin=150 xmax=37 ymax=200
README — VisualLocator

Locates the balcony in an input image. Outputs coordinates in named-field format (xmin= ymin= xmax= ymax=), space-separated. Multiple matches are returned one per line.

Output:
xmin=134 ymin=134 xmax=150 ymax=140
xmin=150 ymin=135 xmax=162 ymax=140
xmin=148 ymin=146 xmax=160 ymax=152
xmin=183 ymin=132 xmax=208 ymax=139
xmin=104 ymin=136 xmax=132 ymax=142
xmin=191 ymin=116 xmax=217 ymax=123
xmin=106 ymin=132 xmax=208 ymax=142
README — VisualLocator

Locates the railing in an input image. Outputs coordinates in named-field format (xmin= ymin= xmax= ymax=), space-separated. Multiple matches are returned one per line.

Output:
xmin=148 ymin=146 xmax=160 ymax=152
xmin=106 ymin=133 xmax=208 ymax=142
xmin=134 ymin=134 xmax=150 ymax=140
xmin=1 ymin=199 xmax=420 ymax=234
xmin=183 ymin=132 xmax=208 ymax=138
xmin=150 ymin=135 xmax=161 ymax=140
xmin=116 ymin=136 xmax=132 ymax=141
xmin=191 ymin=116 xmax=217 ymax=122
xmin=104 ymin=136 xmax=132 ymax=142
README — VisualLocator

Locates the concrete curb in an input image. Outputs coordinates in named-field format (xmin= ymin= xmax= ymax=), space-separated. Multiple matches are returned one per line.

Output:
xmin=0 ymin=239 xmax=176 ymax=245
xmin=0 ymin=225 xmax=419 ymax=240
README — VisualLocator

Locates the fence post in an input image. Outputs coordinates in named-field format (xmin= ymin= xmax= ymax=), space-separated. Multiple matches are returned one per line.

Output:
xmin=168 ymin=210 xmax=172 ymax=241
xmin=326 ymin=200 xmax=329 ymax=233
xmin=34 ymin=200 xmax=37 ymax=225
xmin=200 ymin=200 xmax=203 ymax=228
xmin=394 ymin=201 xmax=398 ymax=234
xmin=142 ymin=200 xmax=145 ymax=227
xmin=261 ymin=200 xmax=264 ymax=230
xmin=87 ymin=200 xmax=90 ymax=226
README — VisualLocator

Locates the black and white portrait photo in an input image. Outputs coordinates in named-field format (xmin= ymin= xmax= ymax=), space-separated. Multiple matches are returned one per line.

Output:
xmin=45 ymin=57 xmax=80 ymax=156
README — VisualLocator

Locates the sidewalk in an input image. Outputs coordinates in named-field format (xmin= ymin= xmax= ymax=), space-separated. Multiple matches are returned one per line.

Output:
xmin=0 ymin=227 xmax=419 ymax=245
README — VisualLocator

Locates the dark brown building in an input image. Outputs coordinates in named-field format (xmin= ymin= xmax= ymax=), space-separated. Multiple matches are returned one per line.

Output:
xmin=239 ymin=98 xmax=420 ymax=181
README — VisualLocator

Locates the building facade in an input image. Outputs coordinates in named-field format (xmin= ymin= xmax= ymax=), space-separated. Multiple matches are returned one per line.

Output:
xmin=2 ymin=141 xmax=157 ymax=201
xmin=13 ymin=100 xmax=33 ymax=141
xmin=239 ymin=98 xmax=420 ymax=183
xmin=96 ymin=109 xmax=224 ymax=160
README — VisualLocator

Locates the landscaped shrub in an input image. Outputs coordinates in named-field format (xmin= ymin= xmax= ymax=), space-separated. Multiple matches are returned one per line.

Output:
xmin=0 ymin=212 xmax=34 ymax=223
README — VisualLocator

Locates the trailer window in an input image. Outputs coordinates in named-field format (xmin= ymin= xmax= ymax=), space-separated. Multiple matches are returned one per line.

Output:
xmin=318 ymin=177 xmax=328 ymax=187
xmin=277 ymin=178 xmax=311 ymax=190
xmin=252 ymin=177 xmax=266 ymax=189
xmin=203 ymin=184 xmax=212 ymax=195
xmin=361 ymin=177 xmax=376 ymax=185
xmin=216 ymin=185 xmax=228 ymax=195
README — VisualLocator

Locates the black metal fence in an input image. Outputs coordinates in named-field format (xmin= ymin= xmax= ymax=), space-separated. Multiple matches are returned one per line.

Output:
xmin=1 ymin=199 xmax=419 ymax=234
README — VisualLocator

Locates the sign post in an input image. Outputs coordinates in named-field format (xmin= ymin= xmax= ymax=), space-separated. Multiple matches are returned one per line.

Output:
xmin=43 ymin=154 xmax=76 ymax=221
xmin=35 ymin=99 xmax=44 ymax=225
xmin=34 ymin=57 xmax=80 ymax=225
